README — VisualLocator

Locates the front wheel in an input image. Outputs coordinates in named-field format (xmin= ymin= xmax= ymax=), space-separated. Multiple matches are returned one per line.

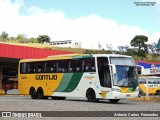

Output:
xmin=155 ymin=90 xmax=160 ymax=95
xmin=109 ymin=99 xmax=120 ymax=103
xmin=86 ymin=89 xmax=99 ymax=102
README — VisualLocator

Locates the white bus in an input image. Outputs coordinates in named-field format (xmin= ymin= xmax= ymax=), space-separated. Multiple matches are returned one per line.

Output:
xmin=18 ymin=54 xmax=139 ymax=103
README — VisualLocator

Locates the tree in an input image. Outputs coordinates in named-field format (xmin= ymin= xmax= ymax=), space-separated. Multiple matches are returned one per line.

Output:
xmin=156 ymin=38 xmax=160 ymax=50
xmin=148 ymin=43 xmax=160 ymax=61
xmin=130 ymin=35 xmax=148 ymax=60
xmin=117 ymin=45 xmax=129 ymax=54
xmin=28 ymin=37 xmax=38 ymax=43
xmin=1 ymin=31 xmax=9 ymax=41
xmin=106 ymin=44 xmax=114 ymax=53
xmin=37 ymin=35 xmax=50 ymax=43
xmin=125 ymin=48 xmax=136 ymax=56
xmin=16 ymin=34 xmax=27 ymax=43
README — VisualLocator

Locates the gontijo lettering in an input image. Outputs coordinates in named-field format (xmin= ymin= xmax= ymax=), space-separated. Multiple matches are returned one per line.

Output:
xmin=36 ymin=75 xmax=57 ymax=80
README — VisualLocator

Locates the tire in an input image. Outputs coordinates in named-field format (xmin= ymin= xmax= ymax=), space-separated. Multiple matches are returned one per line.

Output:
xmin=86 ymin=89 xmax=99 ymax=102
xmin=30 ymin=88 xmax=38 ymax=99
xmin=109 ymin=99 xmax=120 ymax=103
xmin=37 ymin=88 xmax=45 ymax=99
xmin=51 ymin=96 xmax=66 ymax=100
xmin=155 ymin=90 xmax=160 ymax=95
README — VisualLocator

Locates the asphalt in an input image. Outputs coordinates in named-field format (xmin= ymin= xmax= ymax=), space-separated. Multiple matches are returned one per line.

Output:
xmin=0 ymin=89 xmax=160 ymax=102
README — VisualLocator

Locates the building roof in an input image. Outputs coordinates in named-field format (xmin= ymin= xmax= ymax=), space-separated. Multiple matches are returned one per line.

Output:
xmin=0 ymin=43 xmax=73 ymax=59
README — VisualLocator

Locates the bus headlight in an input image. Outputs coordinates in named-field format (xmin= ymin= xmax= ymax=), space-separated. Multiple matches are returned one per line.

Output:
xmin=111 ymin=88 xmax=120 ymax=92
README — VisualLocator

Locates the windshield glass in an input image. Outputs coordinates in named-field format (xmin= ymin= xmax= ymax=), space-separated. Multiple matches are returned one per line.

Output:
xmin=113 ymin=66 xmax=138 ymax=87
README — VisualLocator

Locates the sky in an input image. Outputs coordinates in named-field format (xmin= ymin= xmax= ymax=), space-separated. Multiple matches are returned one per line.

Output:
xmin=0 ymin=0 xmax=160 ymax=49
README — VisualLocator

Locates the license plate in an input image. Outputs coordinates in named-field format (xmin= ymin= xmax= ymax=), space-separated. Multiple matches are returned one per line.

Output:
xmin=126 ymin=94 xmax=130 ymax=97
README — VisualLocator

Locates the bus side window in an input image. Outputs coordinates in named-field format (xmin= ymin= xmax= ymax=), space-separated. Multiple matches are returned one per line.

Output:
xmin=70 ymin=59 xmax=83 ymax=72
xmin=69 ymin=67 xmax=75 ymax=72
xmin=37 ymin=63 xmax=44 ymax=73
xmin=58 ymin=60 xmax=69 ymax=72
xmin=84 ymin=58 xmax=95 ymax=72
xmin=28 ymin=64 xmax=35 ymax=73
xmin=91 ymin=67 xmax=95 ymax=71
xmin=85 ymin=66 xmax=91 ymax=71
xmin=50 ymin=67 xmax=54 ymax=72
xmin=45 ymin=61 xmax=57 ymax=73
xmin=76 ymin=67 xmax=81 ymax=72
xmin=69 ymin=60 xmax=76 ymax=72
xmin=20 ymin=63 xmax=27 ymax=74
xmin=97 ymin=57 xmax=111 ymax=87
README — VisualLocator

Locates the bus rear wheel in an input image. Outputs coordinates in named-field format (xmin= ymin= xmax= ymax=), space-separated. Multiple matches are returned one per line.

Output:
xmin=30 ymin=88 xmax=38 ymax=99
xmin=37 ymin=88 xmax=48 ymax=99
xmin=86 ymin=89 xmax=99 ymax=102
xmin=109 ymin=99 xmax=120 ymax=103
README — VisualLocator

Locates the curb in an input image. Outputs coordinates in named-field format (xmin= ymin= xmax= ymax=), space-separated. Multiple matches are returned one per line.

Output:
xmin=0 ymin=94 xmax=29 ymax=96
xmin=128 ymin=97 xmax=160 ymax=101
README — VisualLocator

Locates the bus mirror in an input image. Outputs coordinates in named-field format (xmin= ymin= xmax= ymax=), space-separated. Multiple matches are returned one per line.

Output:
xmin=136 ymin=65 xmax=144 ymax=75
xmin=109 ymin=64 xmax=116 ymax=74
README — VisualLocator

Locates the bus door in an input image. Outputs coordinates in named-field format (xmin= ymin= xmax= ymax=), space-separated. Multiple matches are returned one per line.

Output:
xmin=97 ymin=57 xmax=111 ymax=88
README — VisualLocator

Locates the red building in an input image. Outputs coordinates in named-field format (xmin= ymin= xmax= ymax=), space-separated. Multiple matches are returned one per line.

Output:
xmin=0 ymin=42 xmax=73 ymax=91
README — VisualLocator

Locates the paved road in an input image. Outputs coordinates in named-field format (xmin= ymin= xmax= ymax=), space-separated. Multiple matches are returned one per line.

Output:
xmin=0 ymin=96 xmax=160 ymax=120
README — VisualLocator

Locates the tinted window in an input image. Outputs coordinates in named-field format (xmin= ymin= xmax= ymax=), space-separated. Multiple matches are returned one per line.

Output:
xmin=70 ymin=59 xmax=83 ymax=72
xmin=84 ymin=58 xmax=96 ymax=72
xmin=58 ymin=60 xmax=69 ymax=72
xmin=20 ymin=63 xmax=27 ymax=74
xmin=45 ymin=61 xmax=57 ymax=72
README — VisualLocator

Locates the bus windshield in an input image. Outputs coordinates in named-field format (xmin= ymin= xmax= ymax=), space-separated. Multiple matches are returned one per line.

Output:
xmin=113 ymin=66 xmax=138 ymax=87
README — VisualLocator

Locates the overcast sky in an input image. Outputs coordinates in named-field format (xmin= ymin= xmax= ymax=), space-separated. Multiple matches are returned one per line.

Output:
xmin=0 ymin=0 xmax=160 ymax=49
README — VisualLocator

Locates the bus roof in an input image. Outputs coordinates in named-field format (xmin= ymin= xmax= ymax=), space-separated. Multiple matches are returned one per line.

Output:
xmin=19 ymin=54 xmax=132 ymax=62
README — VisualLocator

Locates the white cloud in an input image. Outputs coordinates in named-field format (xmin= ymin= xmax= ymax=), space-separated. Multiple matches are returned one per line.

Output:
xmin=0 ymin=0 xmax=159 ymax=49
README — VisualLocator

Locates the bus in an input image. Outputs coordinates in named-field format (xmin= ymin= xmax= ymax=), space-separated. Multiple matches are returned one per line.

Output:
xmin=18 ymin=54 xmax=139 ymax=103
xmin=139 ymin=76 xmax=160 ymax=95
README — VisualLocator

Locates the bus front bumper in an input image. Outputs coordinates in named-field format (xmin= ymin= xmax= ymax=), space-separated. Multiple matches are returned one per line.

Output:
xmin=97 ymin=91 xmax=139 ymax=99
xmin=108 ymin=91 xmax=139 ymax=99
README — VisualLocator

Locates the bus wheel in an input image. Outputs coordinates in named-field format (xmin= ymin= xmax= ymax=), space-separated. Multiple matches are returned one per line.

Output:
xmin=156 ymin=90 xmax=160 ymax=95
xmin=30 ymin=87 xmax=38 ymax=99
xmin=37 ymin=88 xmax=45 ymax=99
xmin=86 ymin=89 xmax=99 ymax=102
xmin=109 ymin=99 xmax=120 ymax=103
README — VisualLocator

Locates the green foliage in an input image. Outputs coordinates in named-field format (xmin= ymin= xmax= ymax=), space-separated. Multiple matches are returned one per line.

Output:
xmin=125 ymin=48 xmax=136 ymax=56
xmin=37 ymin=35 xmax=50 ymax=43
xmin=130 ymin=35 xmax=148 ymax=60
xmin=28 ymin=37 xmax=38 ymax=43
xmin=1 ymin=31 xmax=9 ymax=41
xmin=148 ymin=43 xmax=160 ymax=61
xmin=130 ymin=35 xmax=148 ymax=48
xmin=156 ymin=38 xmax=160 ymax=49
xmin=83 ymin=49 xmax=113 ymax=54
xmin=16 ymin=34 xmax=28 ymax=43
